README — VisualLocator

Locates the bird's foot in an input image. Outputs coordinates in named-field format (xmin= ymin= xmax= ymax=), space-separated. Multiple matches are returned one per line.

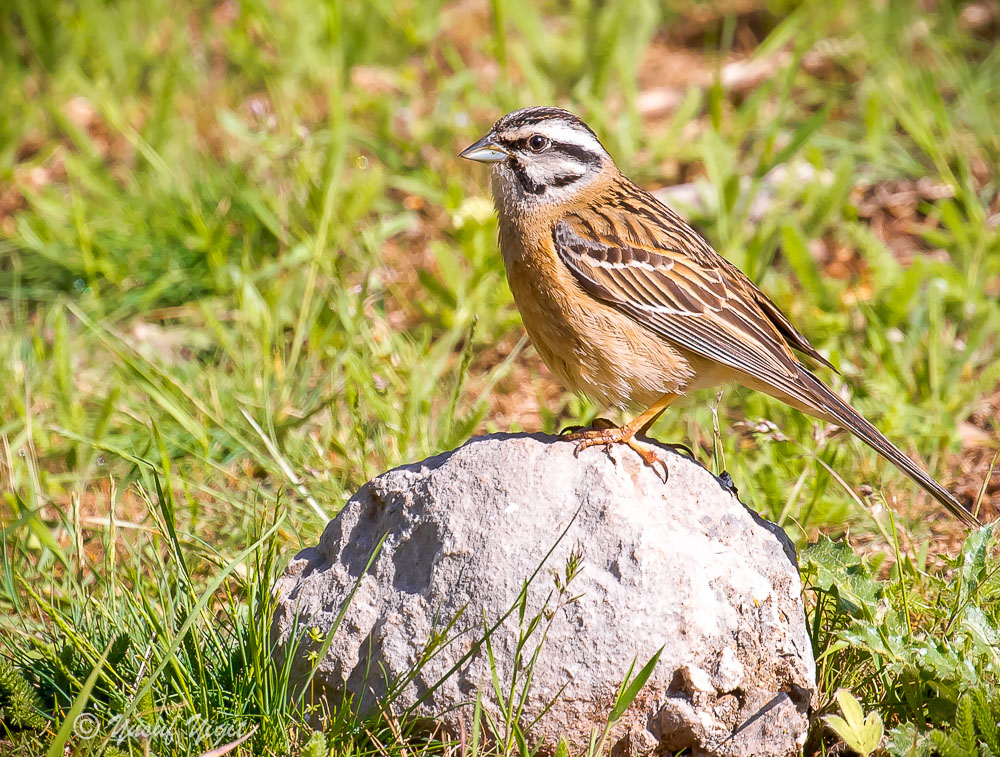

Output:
xmin=564 ymin=425 xmax=667 ymax=482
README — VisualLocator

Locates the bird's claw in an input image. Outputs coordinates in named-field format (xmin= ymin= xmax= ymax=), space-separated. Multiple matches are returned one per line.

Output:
xmin=564 ymin=427 xmax=669 ymax=482
xmin=627 ymin=438 xmax=669 ymax=482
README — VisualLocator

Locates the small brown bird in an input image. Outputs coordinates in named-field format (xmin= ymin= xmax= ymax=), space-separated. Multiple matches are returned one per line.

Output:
xmin=460 ymin=105 xmax=978 ymax=528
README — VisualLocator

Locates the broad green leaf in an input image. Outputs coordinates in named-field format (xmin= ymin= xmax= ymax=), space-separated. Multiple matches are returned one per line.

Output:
xmin=836 ymin=687 xmax=866 ymax=725
xmin=803 ymin=537 xmax=882 ymax=617
xmin=824 ymin=689 xmax=883 ymax=757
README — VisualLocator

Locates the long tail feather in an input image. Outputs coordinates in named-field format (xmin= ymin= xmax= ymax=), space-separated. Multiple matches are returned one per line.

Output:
xmin=796 ymin=370 xmax=979 ymax=528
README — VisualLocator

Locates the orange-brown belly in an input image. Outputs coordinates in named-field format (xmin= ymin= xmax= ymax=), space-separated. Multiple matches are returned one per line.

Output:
xmin=504 ymin=255 xmax=700 ymax=410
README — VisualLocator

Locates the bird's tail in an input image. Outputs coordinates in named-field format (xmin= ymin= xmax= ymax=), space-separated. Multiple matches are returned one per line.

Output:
xmin=791 ymin=369 xmax=980 ymax=528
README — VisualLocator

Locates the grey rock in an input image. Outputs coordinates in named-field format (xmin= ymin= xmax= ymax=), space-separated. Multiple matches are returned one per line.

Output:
xmin=271 ymin=433 xmax=815 ymax=756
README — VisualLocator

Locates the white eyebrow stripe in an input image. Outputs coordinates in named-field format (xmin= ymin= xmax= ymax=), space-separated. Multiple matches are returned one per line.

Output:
xmin=506 ymin=122 xmax=605 ymax=154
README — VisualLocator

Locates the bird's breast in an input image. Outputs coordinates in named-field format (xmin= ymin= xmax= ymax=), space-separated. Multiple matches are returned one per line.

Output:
xmin=497 ymin=216 xmax=696 ymax=410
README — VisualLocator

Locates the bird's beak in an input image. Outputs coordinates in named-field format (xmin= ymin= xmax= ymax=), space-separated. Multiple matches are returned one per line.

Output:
xmin=459 ymin=134 xmax=508 ymax=163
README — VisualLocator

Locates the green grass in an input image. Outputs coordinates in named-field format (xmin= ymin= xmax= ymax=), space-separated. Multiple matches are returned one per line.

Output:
xmin=1 ymin=0 xmax=999 ymax=754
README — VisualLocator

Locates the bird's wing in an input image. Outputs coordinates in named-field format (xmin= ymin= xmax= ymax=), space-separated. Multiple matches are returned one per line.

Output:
xmin=553 ymin=202 xmax=978 ymax=527
xmin=553 ymin=208 xmax=832 ymax=405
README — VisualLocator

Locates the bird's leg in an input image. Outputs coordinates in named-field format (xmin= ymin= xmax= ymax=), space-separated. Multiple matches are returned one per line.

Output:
xmin=564 ymin=393 xmax=678 ymax=469
xmin=635 ymin=399 xmax=699 ymax=460
xmin=637 ymin=404 xmax=670 ymax=436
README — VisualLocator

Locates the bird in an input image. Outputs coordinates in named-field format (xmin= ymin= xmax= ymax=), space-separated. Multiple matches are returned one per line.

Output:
xmin=458 ymin=105 xmax=979 ymax=528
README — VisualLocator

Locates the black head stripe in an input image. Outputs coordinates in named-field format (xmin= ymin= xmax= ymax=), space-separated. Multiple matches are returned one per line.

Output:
xmin=508 ymin=163 xmax=583 ymax=194
xmin=496 ymin=107 xmax=598 ymax=137
xmin=550 ymin=172 xmax=585 ymax=188
xmin=504 ymin=137 xmax=603 ymax=167
xmin=508 ymin=158 xmax=546 ymax=195
xmin=552 ymin=141 xmax=602 ymax=166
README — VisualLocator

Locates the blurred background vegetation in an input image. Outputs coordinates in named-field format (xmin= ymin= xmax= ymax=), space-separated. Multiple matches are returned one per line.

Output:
xmin=1 ymin=0 xmax=999 ymax=754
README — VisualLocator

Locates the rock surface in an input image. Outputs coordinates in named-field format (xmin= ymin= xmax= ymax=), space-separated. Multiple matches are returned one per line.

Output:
xmin=271 ymin=433 xmax=815 ymax=756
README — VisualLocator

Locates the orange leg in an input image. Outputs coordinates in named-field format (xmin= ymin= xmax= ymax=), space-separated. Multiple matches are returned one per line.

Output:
xmin=564 ymin=393 xmax=678 ymax=469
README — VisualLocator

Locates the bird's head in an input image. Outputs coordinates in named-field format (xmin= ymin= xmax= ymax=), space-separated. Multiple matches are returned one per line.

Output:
xmin=460 ymin=106 xmax=613 ymax=212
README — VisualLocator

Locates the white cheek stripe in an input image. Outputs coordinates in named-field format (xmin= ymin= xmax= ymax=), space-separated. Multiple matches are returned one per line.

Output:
xmin=522 ymin=156 xmax=589 ymax=186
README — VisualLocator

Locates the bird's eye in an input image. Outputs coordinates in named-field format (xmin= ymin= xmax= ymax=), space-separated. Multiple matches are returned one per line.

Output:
xmin=528 ymin=135 xmax=549 ymax=152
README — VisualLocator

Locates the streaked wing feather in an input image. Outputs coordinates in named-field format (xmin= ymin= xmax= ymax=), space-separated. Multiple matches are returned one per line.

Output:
xmin=748 ymin=281 xmax=838 ymax=373
xmin=554 ymin=213 xmax=821 ymax=402
xmin=549 ymin=189 xmax=973 ymax=526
